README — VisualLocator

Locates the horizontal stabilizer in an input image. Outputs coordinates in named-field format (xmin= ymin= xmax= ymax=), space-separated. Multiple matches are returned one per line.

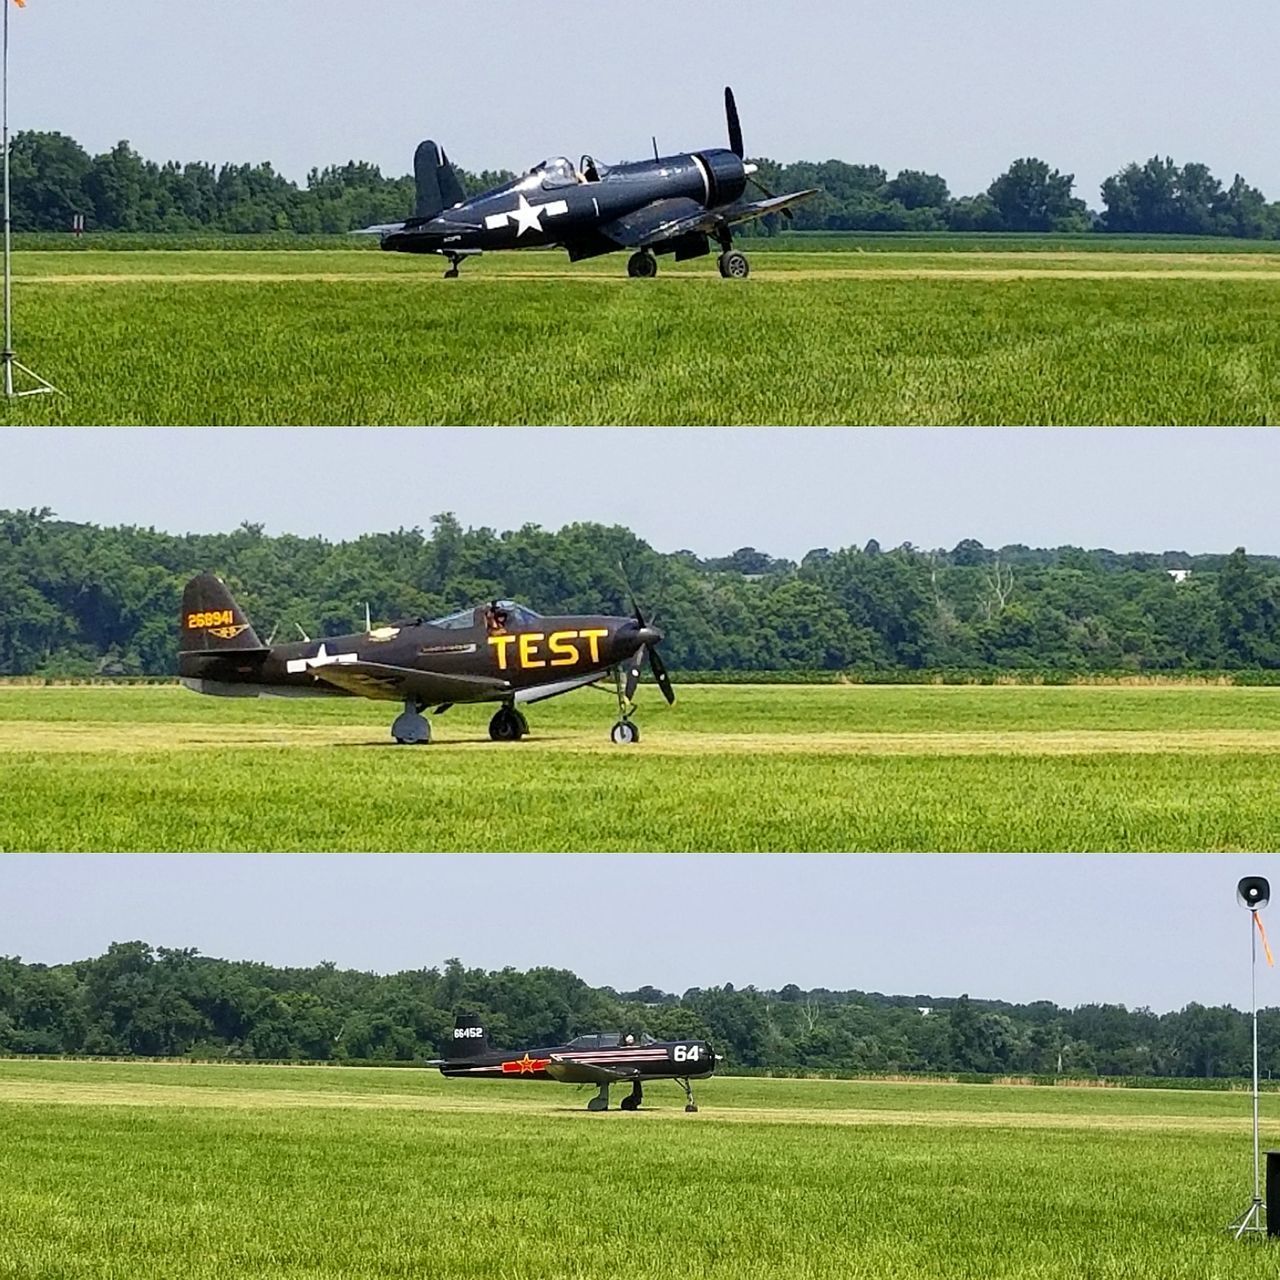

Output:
xmin=351 ymin=222 xmax=407 ymax=236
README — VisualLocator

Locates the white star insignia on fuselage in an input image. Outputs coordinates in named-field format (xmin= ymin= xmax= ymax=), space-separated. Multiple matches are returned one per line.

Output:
xmin=484 ymin=195 xmax=570 ymax=238
xmin=285 ymin=643 xmax=359 ymax=675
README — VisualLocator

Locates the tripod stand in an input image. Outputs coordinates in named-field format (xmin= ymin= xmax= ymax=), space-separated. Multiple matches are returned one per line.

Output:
xmin=1 ymin=0 xmax=56 ymax=400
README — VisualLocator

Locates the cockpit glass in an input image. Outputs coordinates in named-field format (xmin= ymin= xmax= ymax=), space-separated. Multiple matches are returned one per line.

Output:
xmin=537 ymin=156 xmax=579 ymax=189
xmin=494 ymin=600 xmax=541 ymax=626
xmin=428 ymin=607 xmax=476 ymax=631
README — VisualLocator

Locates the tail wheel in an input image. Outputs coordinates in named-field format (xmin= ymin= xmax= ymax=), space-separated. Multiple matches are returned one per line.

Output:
xmin=627 ymin=251 xmax=657 ymax=279
xmin=718 ymin=251 xmax=749 ymax=279
xmin=610 ymin=720 xmax=640 ymax=745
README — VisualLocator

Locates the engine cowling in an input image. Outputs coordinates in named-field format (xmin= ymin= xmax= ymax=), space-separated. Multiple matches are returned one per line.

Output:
xmin=694 ymin=148 xmax=748 ymax=209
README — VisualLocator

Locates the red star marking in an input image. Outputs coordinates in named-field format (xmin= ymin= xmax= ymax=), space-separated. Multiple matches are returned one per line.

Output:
xmin=501 ymin=1053 xmax=549 ymax=1075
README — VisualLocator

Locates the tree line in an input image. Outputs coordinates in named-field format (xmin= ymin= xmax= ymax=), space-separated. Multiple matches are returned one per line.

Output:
xmin=2 ymin=509 xmax=1278 ymax=678
xmin=0 ymin=942 xmax=1274 ymax=1081
xmin=15 ymin=129 xmax=1280 ymax=239
xmin=2 ymin=509 xmax=1280 ymax=680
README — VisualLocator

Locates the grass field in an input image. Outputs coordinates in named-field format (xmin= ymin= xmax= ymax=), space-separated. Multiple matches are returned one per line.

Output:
xmin=1 ymin=1059 xmax=1277 ymax=1280
xmin=5 ymin=244 xmax=1278 ymax=424
xmin=4 ymin=683 xmax=1280 ymax=851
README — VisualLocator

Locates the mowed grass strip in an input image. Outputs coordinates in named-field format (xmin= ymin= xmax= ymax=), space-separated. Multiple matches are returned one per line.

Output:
xmin=4 ymin=251 xmax=1277 ymax=423
xmin=2 ymin=686 xmax=1279 ymax=851
xmin=0 ymin=1062 xmax=1275 ymax=1280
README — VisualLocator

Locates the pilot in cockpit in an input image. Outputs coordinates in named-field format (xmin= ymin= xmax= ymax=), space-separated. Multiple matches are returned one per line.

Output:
xmin=581 ymin=155 xmax=601 ymax=183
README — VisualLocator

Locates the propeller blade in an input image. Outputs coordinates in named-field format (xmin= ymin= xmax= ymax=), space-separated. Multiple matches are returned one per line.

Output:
xmin=746 ymin=173 xmax=795 ymax=221
xmin=624 ymin=653 xmax=644 ymax=702
xmin=617 ymin=560 xmax=646 ymax=627
xmin=648 ymin=646 xmax=676 ymax=706
xmin=725 ymin=86 xmax=744 ymax=159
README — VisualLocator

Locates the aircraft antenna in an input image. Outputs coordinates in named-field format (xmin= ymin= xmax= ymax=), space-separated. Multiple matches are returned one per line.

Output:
xmin=1 ymin=0 xmax=56 ymax=400
xmin=651 ymin=135 xmax=659 ymax=161
xmin=364 ymin=602 xmax=372 ymax=632
xmin=294 ymin=622 xmax=311 ymax=643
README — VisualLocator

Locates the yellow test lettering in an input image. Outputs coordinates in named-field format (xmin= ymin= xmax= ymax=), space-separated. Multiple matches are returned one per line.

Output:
xmin=579 ymin=628 xmax=608 ymax=663
xmin=547 ymin=631 xmax=579 ymax=667
xmin=488 ymin=634 xmax=517 ymax=670
xmin=519 ymin=632 xmax=546 ymax=668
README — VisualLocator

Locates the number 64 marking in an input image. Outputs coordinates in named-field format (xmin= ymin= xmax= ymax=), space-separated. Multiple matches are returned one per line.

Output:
xmin=673 ymin=1044 xmax=700 ymax=1062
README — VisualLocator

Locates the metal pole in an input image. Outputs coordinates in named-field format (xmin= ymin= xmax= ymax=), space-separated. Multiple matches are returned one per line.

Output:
xmin=1254 ymin=913 xmax=1261 ymax=1205
xmin=3 ymin=0 xmax=12 ymax=399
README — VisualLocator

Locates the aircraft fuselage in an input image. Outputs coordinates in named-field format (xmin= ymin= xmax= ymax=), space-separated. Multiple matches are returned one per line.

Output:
xmin=382 ymin=148 xmax=748 ymax=261
xmin=179 ymin=610 xmax=651 ymax=703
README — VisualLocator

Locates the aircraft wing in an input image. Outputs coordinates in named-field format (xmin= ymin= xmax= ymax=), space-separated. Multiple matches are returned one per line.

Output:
xmin=308 ymin=661 xmax=511 ymax=705
xmin=601 ymin=190 xmax=820 ymax=249
xmin=544 ymin=1055 xmax=639 ymax=1085
xmin=600 ymin=199 xmax=709 ymax=249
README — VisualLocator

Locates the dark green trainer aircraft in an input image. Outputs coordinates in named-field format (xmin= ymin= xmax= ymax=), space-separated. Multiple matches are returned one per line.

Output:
xmin=178 ymin=573 xmax=674 ymax=745
xmin=358 ymin=87 xmax=817 ymax=278
xmin=431 ymin=1013 xmax=717 ymax=1112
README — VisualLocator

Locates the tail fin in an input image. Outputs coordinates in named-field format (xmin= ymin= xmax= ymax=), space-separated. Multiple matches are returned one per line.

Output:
xmin=446 ymin=1012 xmax=491 ymax=1059
xmin=413 ymin=140 xmax=465 ymax=222
xmin=180 ymin=573 xmax=267 ymax=654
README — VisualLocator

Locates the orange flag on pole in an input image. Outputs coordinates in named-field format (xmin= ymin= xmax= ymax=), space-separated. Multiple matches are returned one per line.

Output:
xmin=1255 ymin=911 xmax=1274 ymax=967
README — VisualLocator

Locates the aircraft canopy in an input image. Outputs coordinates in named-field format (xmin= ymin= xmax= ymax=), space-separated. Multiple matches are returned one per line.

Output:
xmin=564 ymin=1032 xmax=657 ymax=1049
xmin=428 ymin=601 xmax=542 ymax=630
xmin=535 ymin=156 xmax=580 ymax=189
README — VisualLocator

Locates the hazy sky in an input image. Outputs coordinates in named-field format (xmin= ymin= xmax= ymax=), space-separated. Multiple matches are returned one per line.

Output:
xmin=2 ymin=855 xmax=1276 ymax=1012
xmin=3 ymin=427 xmax=1275 ymax=562
xmin=18 ymin=1 xmax=1280 ymax=204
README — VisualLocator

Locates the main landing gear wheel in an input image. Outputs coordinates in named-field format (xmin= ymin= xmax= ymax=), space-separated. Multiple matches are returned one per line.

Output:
xmin=391 ymin=701 xmax=431 ymax=744
xmin=620 ymin=1081 xmax=643 ymax=1111
xmin=489 ymin=706 xmax=528 ymax=742
xmin=627 ymin=251 xmax=658 ymax=279
xmin=610 ymin=720 xmax=640 ymax=745
xmin=718 ymin=250 xmax=750 ymax=279
xmin=587 ymin=1084 xmax=610 ymax=1112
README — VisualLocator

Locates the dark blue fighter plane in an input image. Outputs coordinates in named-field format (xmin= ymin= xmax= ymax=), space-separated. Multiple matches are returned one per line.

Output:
xmin=360 ymin=87 xmax=817 ymax=278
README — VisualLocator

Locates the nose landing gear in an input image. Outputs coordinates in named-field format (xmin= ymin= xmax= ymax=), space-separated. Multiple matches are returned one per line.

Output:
xmin=610 ymin=666 xmax=640 ymax=745
xmin=677 ymin=1077 xmax=699 ymax=1113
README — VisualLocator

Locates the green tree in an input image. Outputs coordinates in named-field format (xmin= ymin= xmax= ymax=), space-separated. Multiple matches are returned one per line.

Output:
xmin=987 ymin=158 xmax=1088 ymax=232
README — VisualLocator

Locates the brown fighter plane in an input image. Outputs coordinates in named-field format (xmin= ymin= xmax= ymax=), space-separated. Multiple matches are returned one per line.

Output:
xmin=177 ymin=573 xmax=673 ymax=744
